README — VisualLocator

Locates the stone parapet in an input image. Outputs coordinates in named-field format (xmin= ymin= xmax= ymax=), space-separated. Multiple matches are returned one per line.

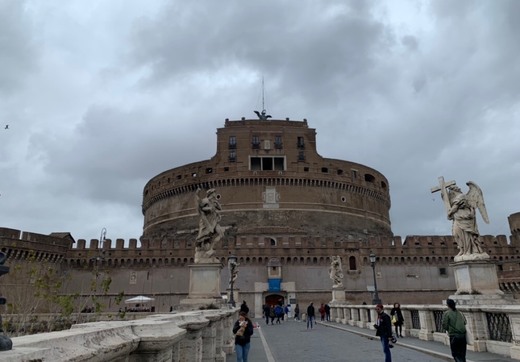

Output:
xmin=329 ymin=302 xmax=520 ymax=360
xmin=1 ymin=309 xmax=235 ymax=362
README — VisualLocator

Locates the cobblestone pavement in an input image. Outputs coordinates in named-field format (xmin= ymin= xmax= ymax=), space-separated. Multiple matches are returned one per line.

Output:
xmin=231 ymin=319 xmax=515 ymax=362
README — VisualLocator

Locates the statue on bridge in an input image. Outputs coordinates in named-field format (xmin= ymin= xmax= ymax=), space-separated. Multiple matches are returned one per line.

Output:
xmin=194 ymin=188 xmax=224 ymax=263
xmin=329 ymin=256 xmax=344 ymax=288
xmin=431 ymin=177 xmax=490 ymax=262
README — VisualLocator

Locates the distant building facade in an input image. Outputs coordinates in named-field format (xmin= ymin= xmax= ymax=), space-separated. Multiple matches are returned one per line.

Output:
xmin=1 ymin=118 xmax=519 ymax=316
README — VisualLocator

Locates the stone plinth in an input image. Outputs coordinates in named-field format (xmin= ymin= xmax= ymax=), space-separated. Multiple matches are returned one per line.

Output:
xmin=179 ymin=262 xmax=223 ymax=310
xmin=331 ymin=287 xmax=346 ymax=303
xmin=452 ymin=260 xmax=502 ymax=295
xmin=451 ymin=260 xmax=515 ymax=305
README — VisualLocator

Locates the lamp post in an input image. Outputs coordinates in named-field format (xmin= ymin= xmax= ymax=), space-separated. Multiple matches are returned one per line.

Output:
xmin=369 ymin=252 xmax=381 ymax=305
xmin=228 ymin=255 xmax=237 ymax=308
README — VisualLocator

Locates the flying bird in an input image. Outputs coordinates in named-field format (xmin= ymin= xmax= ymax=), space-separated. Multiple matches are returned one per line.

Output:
xmin=4 ymin=125 xmax=8 ymax=129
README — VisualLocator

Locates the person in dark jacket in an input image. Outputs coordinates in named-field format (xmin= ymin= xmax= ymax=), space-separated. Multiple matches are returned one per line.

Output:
xmin=374 ymin=304 xmax=393 ymax=362
xmin=325 ymin=303 xmax=331 ymax=321
xmin=240 ymin=300 xmax=249 ymax=315
xmin=263 ymin=304 xmax=270 ymax=325
xmin=442 ymin=298 xmax=467 ymax=362
xmin=233 ymin=311 xmax=254 ymax=362
xmin=390 ymin=302 xmax=404 ymax=337
xmin=306 ymin=302 xmax=316 ymax=329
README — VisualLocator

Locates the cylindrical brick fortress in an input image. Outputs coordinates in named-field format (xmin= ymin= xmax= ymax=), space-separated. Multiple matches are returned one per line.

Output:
xmin=142 ymin=118 xmax=392 ymax=241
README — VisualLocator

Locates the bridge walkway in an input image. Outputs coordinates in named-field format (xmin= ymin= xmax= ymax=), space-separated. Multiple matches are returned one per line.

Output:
xmin=239 ymin=318 xmax=514 ymax=362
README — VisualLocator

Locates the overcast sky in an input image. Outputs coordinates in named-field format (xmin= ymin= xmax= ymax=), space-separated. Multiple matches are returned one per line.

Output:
xmin=1 ymin=0 xmax=519 ymax=243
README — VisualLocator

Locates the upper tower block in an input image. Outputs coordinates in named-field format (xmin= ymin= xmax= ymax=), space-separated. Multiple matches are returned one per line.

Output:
xmin=142 ymin=117 xmax=392 ymax=242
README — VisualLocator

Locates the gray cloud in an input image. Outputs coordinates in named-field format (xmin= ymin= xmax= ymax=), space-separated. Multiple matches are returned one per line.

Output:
xmin=0 ymin=0 xmax=39 ymax=95
xmin=0 ymin=0 xmax=519 ymax=242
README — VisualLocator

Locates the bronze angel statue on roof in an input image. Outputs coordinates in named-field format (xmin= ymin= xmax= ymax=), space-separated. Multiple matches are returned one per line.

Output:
xmin=432 ymin=178 xmax=490 ymax=262
xmin=254 ymin=110 xmax=272 ymax=120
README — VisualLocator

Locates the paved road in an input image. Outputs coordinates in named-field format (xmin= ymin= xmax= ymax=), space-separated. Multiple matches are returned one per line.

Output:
xmin=233 ymin=318 xmax=514 ymax=362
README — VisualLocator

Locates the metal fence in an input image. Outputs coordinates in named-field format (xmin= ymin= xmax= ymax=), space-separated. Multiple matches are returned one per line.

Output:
xmin=433 ymin=310 xmax=444 ymax=333
xmin=486 ymin=312 xmax=512 ymax=343
xmin=410 ymin=309 xmax=421 ymax=329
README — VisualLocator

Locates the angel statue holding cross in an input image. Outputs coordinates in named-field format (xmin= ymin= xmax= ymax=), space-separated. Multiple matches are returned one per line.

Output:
xmin=431 ymin=177 xmax=490 ymax=262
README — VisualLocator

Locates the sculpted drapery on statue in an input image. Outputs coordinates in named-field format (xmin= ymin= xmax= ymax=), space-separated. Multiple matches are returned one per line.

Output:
xmin=329 ymin=256 xmax=344 ymax=288
xmin=194 ymin=188 xmax=224 ymax=263
xmin=431 ymin=177 xmax=490 ymax=262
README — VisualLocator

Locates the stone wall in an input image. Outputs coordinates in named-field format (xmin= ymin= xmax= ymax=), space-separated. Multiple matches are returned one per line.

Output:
xmin=1 ymin=228 xmax=520 ymax=316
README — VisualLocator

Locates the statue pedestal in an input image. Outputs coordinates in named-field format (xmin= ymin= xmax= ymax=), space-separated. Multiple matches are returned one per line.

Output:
xmin=450 ymin=260 xmax=514 ymax=305
xmin=179 ymin=262 xmax=224 ymax=310
xmin=331 ymin=287 xmax=346 ymax=303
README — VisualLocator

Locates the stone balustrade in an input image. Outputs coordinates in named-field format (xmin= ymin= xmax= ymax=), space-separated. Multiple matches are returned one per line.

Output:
xmin=329 ymin=302 xmax=520 ymax=360
xmin=0 ymin=309 xmax=237 ymax=361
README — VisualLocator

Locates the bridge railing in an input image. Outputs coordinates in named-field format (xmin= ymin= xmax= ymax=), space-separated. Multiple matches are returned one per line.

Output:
xmin=329 ymin=303 xmax=520 ymax=360
xmin=1 ymin=309 xmax=237 ymax=361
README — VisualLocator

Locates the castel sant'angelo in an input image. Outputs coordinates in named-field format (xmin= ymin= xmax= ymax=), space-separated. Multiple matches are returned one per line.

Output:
xmin=1 ymin=114 xmax=520 ymax=316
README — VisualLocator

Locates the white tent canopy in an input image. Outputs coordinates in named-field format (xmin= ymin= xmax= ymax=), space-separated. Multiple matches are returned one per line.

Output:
xmin=124 ymin=295 xmax=155 ymax=304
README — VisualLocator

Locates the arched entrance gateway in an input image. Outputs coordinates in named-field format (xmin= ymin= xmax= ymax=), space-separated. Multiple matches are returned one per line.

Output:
xmin=265 ymin=293 xmax=285 ymax=307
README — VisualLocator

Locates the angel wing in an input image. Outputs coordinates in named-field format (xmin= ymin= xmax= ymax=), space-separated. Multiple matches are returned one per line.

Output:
xmin=254 ymin=110 xmax=261 ymax=118
xmin=466 ymin=181 xmax=489 ymax=224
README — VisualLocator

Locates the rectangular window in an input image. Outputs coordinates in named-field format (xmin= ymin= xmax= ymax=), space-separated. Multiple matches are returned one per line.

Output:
xmin=274 ymin=158 xmax=284 ymax=170
xmin=297 ymin=136 xmax=305 ymax=149
xmin=229 ymin=150 xmax=236 ymax=162
xmin=262 ymin=157 xmax=273 ymax=170
xmin=274 ymin=135 xmax=283 ymax=149
xmin=251 ymin=157 xmax=261 ymax=170
xmin=298 ymin=150 xmax=305 ymax=161
xmin=252 ymin=135 xmax=260 ymax=149
xmin=229 ymin=136 xmax=236 ymax=149
xmin=250 ymin=156 xmax=285 ymax=171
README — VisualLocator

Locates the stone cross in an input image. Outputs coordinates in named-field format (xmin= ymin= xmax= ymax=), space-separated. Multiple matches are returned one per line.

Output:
xmin=430 ymin=176 xmax=456 ymax=213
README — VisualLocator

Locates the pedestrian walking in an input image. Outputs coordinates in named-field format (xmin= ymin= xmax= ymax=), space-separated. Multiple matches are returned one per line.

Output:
xmin=374 ymin=304 xmax=393 ymax=362
xmin=442 ymin=298 xmax=467 ymax=362
xmin=233 ymin=311 xmax=254 ymax=362
xmin=306 ymin=302 xmax=316 ymax=329
xmin=390 ymin=302 xmax=404 ymax=337
xmin=319 ymin=303 xmax=326 ymax=321
xmin=263 ymin=304 xmax=270 ymax=325
xmin=325 ymin=303 xmax=331 ymax=321
xmin=294 ymin=304 xmax=300 ymax=321
xmin=274 ymin=304 xmax=283 ymax=324
xmin=240 ymin=300 xmax=249 ymax=315
xmin=269 ymin=305 xmax=276 ymax=325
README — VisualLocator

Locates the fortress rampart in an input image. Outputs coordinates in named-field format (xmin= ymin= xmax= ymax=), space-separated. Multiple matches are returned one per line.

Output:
xmin=2 ymin=227 xmax=518 ymax=269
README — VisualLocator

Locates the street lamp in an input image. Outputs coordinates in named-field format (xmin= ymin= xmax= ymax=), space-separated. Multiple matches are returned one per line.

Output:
xmin=369 ymin=252 xmax=381 ymax=305
xmin=228 ymin=255 xmax=237 ymax=308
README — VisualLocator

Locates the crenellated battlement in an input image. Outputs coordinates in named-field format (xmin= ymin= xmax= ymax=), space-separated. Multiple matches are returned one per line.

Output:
xmin=2 ymin=227 xmax=519 ymax=265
